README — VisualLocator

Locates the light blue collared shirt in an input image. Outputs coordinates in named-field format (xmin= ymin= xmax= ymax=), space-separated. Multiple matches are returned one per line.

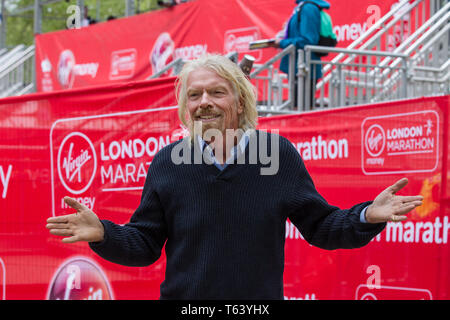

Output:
xmin=197 ymin=131 xmax=250 ymax=171
xmin=197 ymin=132 xmax=368 ymax=223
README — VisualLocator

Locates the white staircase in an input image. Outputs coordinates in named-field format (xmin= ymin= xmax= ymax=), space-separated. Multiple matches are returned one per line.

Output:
xmin=0 ymin=45 xmax=35 ymax=98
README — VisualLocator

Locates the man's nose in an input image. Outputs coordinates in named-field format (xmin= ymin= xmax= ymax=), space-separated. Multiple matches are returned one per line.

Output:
xmin=199 ymin=90 xmax=211 ymax=108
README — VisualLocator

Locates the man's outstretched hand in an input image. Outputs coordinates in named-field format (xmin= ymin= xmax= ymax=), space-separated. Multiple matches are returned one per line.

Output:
xmin=365 ymin=178 xmax=423 ymax=224
xmin=46 ymin=196 xmax=104 ymax=243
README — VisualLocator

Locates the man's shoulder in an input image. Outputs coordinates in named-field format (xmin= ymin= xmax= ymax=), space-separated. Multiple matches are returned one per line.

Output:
xmin=254 ymin=129 xmax=295 ymax=149
xmin=253 ymin=129 xmax=302 ymax=163
xmin=151 ymin=137 xmax=190 ymax=166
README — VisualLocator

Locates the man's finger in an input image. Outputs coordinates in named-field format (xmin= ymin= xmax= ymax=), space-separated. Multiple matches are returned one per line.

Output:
xmin=397 ymin=195 xmax=424 ymax=203
xmin=396 ymin=204 xmax=417 ymax=215
xmin=46 ymin=223 xmax=69 ymax=229
xmin=389 ymin=178 xmax=409 ymax=194
xmin=62 ymin=235 xmax=80 ymax=243
xmin=64 ymin=196 xmax=88 ymax=212
xmin=50 ymin=229 xmax=73 ymax=237
xmin=391 ymin=214 xmax=408 ymax=223
xmin=47 ymin=214 xmax=75 ymax=224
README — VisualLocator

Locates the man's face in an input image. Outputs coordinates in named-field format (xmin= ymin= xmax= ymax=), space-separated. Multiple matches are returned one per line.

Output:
xmin=186 ymin=67 xmax=243 ymax=137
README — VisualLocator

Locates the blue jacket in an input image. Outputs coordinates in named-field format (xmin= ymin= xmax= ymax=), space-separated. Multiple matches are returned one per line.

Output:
xmin=279 ymin=0 xmax=330 ymax=79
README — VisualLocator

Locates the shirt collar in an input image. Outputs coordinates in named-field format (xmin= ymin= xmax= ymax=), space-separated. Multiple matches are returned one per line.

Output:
xmin=196 ymin=130 xmax=251 ymax=163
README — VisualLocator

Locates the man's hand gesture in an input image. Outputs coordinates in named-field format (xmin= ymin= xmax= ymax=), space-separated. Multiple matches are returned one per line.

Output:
xmin=365 ymin=178 xmax=423 ymax=224
xmin=46 ymin=196 xmax=104 ymax=243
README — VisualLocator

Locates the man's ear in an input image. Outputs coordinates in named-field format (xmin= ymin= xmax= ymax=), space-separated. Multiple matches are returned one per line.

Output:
xmin=237 ymin=99 xmax=244 ymax=115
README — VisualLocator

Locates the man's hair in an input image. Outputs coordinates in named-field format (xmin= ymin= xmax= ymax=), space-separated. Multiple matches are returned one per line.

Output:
xmin=175 ymin=54 xmax=258 ymax=136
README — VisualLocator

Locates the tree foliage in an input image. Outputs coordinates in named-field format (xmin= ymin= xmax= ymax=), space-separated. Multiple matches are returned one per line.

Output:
xmin=3 ymin=0 xmax=161 ymax=47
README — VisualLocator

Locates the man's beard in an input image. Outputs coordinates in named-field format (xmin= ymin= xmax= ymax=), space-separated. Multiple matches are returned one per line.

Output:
xmin=190 ymin=109 xmax=224 ymax=139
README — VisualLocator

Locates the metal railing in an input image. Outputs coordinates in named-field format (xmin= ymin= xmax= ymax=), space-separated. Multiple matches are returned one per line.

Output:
xmin=319 ymin=0 xmax=444 ymax=83
xmin=250 ymin=44 xmax=296 ymax=114
xmin=147 ymin=58 xmax=185 ymax=80
xmin=300 ymin=46 xmax=409 ymax=110
xmin=293 ymin=0 xmax=449 ymax=111
xmin=0 ymin=0 xmax=446 ymax=105
xmin=148 ymin=51 xmax=240 ymax=80
xmin=0 ymin=45 xmax=35 ymax=98
xmin=316 ymin=0 xmax=448 ymax=99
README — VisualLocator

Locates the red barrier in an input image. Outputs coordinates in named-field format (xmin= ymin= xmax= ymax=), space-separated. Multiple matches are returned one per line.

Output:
xmin=258 ymin=96 xmax=449 ymax=300
xmin=0 ymin=78 xmax=448 ymax=299
xmin=35 ymin=0 xmax=403 ymax=92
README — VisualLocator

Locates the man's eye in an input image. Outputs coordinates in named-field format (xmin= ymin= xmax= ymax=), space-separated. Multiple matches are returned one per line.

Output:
xmin=189 ymin=92 xmax=199 ymax=98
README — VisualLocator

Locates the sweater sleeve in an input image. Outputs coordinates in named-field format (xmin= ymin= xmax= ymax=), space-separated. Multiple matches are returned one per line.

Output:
xmin=89 ymin=160 xmax=168 ymax=266
xmin=283 ymin=138 xmax=385 ymax=250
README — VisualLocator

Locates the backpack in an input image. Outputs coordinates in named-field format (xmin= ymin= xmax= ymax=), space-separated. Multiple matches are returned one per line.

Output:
xmin=296 ymin=1 xmax=338 ymax=57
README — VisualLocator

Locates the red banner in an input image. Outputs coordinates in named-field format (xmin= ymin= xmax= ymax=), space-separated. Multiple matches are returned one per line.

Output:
xmin=0 ymin=78 xmax=178 ymax=299
xmin=258 ymin=96 xmax=449 ymax=300
xmin=35 ymin=0 xmax=404 ymax=92
xmin=0 ymin=77 xmax=448 ymax=299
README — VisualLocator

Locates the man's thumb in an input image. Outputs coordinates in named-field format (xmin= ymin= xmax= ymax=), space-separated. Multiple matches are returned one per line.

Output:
xmin=389 ymin=177 xmax=409 ymax=194
xmin=64 ymin=196 xmax=87 ymax=211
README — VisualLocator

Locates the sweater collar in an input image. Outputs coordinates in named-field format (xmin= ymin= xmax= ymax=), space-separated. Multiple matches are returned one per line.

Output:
xmin=196 ymin=130 xmax=251 ymax=165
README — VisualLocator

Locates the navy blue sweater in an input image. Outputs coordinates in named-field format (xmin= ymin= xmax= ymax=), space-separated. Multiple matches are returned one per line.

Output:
xmin=89 ymin=130 xmax=385 ymax=299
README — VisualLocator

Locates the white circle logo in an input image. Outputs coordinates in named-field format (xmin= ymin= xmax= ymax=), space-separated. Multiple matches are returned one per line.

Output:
xmin=150 ymin=32 xmax=174 ymax=75
xmin=57 ymin=132 xmax=97 ymax=194
xmin=47 ymin=257 xmax=114 ymax=300
xmin=365 ymin=124 xmax=386 ymax=157
xmin=58 ymin=49 xmax=76 ymax=88
xmin=360 ymin=292 xmax=378 ymax=300
xmin=224 ymin=34 xmax=236 ymax=53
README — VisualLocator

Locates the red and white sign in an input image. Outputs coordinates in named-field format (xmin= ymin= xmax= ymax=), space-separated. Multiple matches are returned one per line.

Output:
xmin=224 ymin=26 xmax=263 ymax=61
xmin=362 ymin=110 xmax=439 ymax=175
xmin=109 ymin=49 xmax=137 ymax=80
xmin=50 ymin=107 xmax=179 ymax=218
xmin=355 ymin=284 xmax=432 ymax=300
xmin=47 ymin=257 xmax=114 ymax=300
xmin=57 ymin=49 xmax=99 ymax=89
xmin=35 ymin=0 xmax=404 ymax=92
xmin=0 ymin=78 xmax=448 ymax=299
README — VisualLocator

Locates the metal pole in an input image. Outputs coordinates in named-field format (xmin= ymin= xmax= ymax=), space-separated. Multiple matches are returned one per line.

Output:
xmin=338 ymin=64 xmax=345 ymax=107
xmin=297 ymin=49 xmax=305 ymax=112
xmin=286 ymin=47 xmax=294 ymax=110
xmin=77 ymin=0 xmax=84 ymax=25
xmin=304 ymin=49 xmax=311 ymax=111
xmin=0 ymin=0 xmax=6 ymax=49
xmin=34 ymin=0 xmax=42 ymax=35
xmin=125 ymin=0 xmax=135 ymax=16
xmin=96 ymin=0 xmax=100 ymax=22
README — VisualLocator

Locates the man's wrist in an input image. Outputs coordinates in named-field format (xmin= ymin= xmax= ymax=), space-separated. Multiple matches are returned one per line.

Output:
xmin=360 ymin=206 xmax=368 ymax=223
xmin=364 ymin=205 xmax=374 ymax=224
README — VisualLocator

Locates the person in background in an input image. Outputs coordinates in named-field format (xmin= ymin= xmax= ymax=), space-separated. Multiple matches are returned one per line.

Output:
xmin=270 ymin=0 xmax=331 ymax=109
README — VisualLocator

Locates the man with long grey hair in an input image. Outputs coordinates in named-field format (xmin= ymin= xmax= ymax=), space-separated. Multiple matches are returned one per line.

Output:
xmin=47 ymin=54 xmax=423 ymax=299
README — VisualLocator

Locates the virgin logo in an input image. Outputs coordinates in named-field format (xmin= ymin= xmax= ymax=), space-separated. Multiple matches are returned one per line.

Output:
xmin=58 ymin=49 xmax=99 ymax=88
xmin=365 ymin=124 xmax=385 ymax=157
xmin=150 ymin=32 xmax=174 ymax=76
xmin=58 ymin=50 xmax=76 ymax=88
xmin=57 ymin=132 xmax=97 ymax=194
xmin=47 ymin=257 xmax=113 ymax=300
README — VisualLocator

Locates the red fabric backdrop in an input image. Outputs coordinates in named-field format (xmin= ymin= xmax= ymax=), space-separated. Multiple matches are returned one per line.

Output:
xmin=0 ymin=77 xmax=448 ymax=299
xmin=35 ymin=0 xmax=405 ymax=92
